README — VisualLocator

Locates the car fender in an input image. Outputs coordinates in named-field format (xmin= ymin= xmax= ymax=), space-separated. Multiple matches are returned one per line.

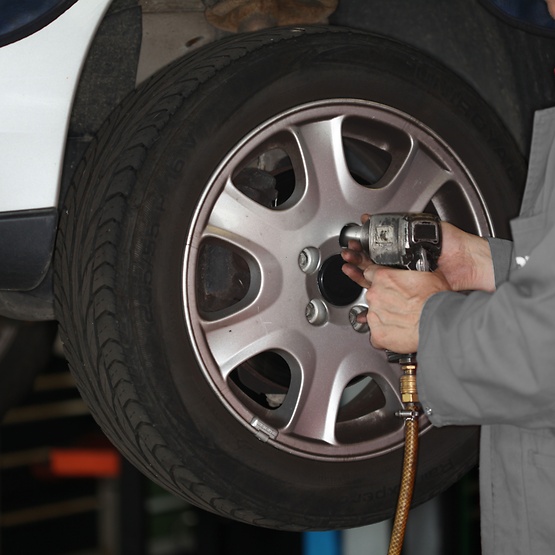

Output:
xmin=0 ymin=0 xmax=112 ymax=214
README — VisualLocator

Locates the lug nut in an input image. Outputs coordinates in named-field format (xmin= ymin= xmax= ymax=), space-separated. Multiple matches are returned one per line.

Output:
xmin=298 ymin=247 xmax=320 ymax=274
xmin=349 ymin=305 xmax=369 ymax=333
xmin=305 ymin=299 xmax=328 ymax=326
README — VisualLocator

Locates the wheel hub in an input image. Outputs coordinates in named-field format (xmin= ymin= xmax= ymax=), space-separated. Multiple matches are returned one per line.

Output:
xmin=318 ymin=254 xmax=362 ymax=306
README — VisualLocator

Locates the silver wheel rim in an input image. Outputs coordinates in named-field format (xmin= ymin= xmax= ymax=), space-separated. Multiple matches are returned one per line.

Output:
xmin=183 ymin=100 xmax=490 ymax=461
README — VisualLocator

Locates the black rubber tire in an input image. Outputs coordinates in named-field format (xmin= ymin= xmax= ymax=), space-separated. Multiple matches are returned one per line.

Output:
xmin=332 ymin=0 xmax=555 ymax=156
xmin=54 ymin=27 xmax=525 ymax=530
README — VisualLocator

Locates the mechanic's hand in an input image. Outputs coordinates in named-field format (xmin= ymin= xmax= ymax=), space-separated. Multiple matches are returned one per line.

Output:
xmin=340 ymin=215 xmax=493 ymax=352
xmin=438 ymin=222 xmax=495 ymax=292
xmin=363 ymin=264 xmax=451 ymax=353
xmin=340 ymin=214 xmax=373 ymax=289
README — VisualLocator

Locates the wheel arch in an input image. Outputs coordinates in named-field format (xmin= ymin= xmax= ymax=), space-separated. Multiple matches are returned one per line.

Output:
xmin=0 ymin=0 xmax=141 ymax=320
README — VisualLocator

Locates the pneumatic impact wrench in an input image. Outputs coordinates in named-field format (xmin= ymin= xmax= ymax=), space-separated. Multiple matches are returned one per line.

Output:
xmin=339 ymin=213 xmax=442 ymax=555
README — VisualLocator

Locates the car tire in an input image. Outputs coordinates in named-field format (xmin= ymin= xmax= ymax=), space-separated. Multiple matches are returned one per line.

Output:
xmin=54 ymin=26 xmax=525 ymax=530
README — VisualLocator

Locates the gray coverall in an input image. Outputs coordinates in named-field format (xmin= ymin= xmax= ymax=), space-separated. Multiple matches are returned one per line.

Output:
xmin=417 ymin=106 xmax=555 ymax=554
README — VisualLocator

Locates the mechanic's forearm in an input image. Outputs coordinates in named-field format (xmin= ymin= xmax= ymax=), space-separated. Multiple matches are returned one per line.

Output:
xmin=437 ymin=223 xmax=496 ymax=292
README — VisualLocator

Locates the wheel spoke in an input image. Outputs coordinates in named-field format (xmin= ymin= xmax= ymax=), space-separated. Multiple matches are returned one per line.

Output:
xmin=275 ymin=338 xmax=388 ymax=445
xmin=363 ymin=137 xmax=454 ymax=213
xmin=201 ymin=302 xmax=294 ymax=379
xmin=278 ymin=350 xmax=347 ymax=445
xmin=285 ymin=117 xmax=360 ymax=220
xmin=371 ymin=362 xmax=404 ymax=413
xmin=205 ymin=178 xmax=281 ymax=256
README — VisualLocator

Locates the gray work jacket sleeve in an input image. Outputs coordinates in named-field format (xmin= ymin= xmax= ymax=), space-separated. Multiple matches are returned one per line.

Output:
xmin=487 ymin=237 xmax=513 ymax=286
xmin=417 ymin=252 xmax=555 ymax=429
xmin=417 ymin=107 xmax=555 ymax=431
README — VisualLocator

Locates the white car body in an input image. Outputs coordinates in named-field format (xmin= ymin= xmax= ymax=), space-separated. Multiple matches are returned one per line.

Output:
xmin=0 ymin=1 xmax=111 ymax=213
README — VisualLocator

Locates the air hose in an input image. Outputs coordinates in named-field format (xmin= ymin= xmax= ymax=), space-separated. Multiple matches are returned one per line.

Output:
xmin=387 ymin=355 xmax=421 ymax=555
xmin=338 ymin=212 xmax=440 ymax=554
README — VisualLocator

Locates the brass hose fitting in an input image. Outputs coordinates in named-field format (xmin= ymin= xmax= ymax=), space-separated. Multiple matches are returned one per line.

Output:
xmin=399 ymin=363 xmax=418 ymax=404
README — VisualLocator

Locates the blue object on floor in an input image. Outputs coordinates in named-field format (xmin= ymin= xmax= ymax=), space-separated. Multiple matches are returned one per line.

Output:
xmin=303 ymin=531 xmax=341 ymax=555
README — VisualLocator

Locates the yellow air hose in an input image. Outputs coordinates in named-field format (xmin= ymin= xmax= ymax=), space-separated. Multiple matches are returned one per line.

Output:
xmin=387 ymin=357 xmax=421 ymax=555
